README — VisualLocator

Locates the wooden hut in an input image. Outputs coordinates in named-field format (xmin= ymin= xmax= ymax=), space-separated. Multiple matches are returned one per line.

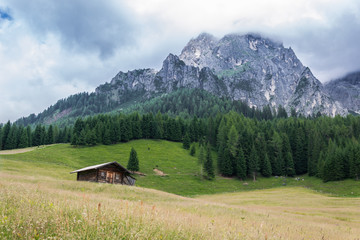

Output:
xmin=70 ymin=161 xmax=136 ymax=185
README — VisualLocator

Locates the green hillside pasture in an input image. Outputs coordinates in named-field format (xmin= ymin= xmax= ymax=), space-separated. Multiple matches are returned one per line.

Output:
xmin=1 ymin=141 xmax=360 ymax=197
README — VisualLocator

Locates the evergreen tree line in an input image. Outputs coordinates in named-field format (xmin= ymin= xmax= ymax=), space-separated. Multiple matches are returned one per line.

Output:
xmin=70 ymin=112 xmax=204 ymax=146
xmin=3 ymin=109 xmax=360 ymax=182
xmin=0 ymin=121 xmax=72 ymax=150
xmin=214 ymin=112 xmax=360 ymax=182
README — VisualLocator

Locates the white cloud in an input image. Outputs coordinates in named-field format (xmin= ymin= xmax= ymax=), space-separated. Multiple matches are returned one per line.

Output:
xmin=0 ymin=0 xmax=360 ymax=123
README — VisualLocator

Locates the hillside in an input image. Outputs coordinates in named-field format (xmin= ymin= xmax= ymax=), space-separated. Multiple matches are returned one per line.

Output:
xmin=1 ymin=141 xmax=360 ymax=239
xmin=15 ymin=33 xmax=347 ymax=127
xmin=1 ymin=141 xmax=360 ymax=196
xmin=15 ymin=88 xmax=257 ymax=127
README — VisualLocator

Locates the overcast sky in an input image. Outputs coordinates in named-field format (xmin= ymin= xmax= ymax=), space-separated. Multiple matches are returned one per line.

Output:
xmin=1 ymin=0 xmax=360 ymax=123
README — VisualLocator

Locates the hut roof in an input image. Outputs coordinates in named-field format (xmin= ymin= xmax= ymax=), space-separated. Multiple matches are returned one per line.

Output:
xmin=70 ymin=161 xmax=132 ymax=175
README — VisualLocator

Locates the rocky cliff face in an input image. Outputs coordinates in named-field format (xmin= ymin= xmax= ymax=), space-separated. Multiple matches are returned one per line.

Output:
xmin=96 ymin=33 xmax=347 ymax=116
xmin=324 ymin=72 xmax=360 ymax=114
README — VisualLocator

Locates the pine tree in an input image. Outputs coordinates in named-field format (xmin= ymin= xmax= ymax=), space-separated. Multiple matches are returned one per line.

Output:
xmin=46 ymin=125 xmax=54 ymax=145
xmin=18 ymin=129 xmax=29 ymax=148
xmin=132 ymin=113 xmax=142 ymax=139
xmin=270 ymin=132 xmax=284 ymax=176
xmin=350 ymin=143 xmax=360 ymax=180
xmin=26 ymin=126 xmax=32 ymax=146
xmin=308 ymin=130 xmax=322 ymax=176
xmin=127 ymin=147 xmax=139 ymax=171
xmin=72 ymin=118 xmax=85 ymax=145
xmin=190 ymin=143 xmax=196 ymax=156
xmin=78 ymin=129 xmax=87 ymax=146
xmin=227 ymin=125 xmax=238 ymax=158
xmin=235 ymin=146 xmax=247 ymax=180
xmin=248 ymin=145 xmax=259 ymax=181
xmin=1 ymin=121 xmax=11 ymax=149
xmin=198 ymin=145 xmax=205 ymax=176
xmin=5 ymin=124 xmax=18 ymax=149
xmin=102 ymin=127 xmax=111 ymax=145
xmin=284 ymin=152 xmax=295 ymax=176
xmin=183 ymin=132 xmax=191 ymax=150
xmin=86 ymin=128 xmax=97 ymax=146
xmin=0 ymin=126 xmax=3 ymax=150
xmin=33 ymin=125 xmax=43 ymax=146
xmin=317 ymin=151 xmax=325 ymax=179
xmin=204 ymin=144 xmax=215 ymax=179
xmin=261 ymin=153 xmax=272 ymax=177
xmin=221 ymin=148 xmax=234 ymax=177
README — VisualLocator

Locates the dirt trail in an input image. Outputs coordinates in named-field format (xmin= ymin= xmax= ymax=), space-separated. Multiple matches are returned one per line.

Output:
xmin=153 ymin=168 xmax=167 ymax=176
xmin=0 ymin=147 xmax=37 ymax=155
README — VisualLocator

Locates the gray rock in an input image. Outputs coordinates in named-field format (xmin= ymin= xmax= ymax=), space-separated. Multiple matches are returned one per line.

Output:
xmin=324 ymin=72 xmax=360 ymax=114
xmin=96 ymin=33 xmax=347 ymax=116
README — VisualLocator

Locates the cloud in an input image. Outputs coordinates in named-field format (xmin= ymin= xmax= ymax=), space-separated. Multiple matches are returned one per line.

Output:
xmin=0 ymin=7 xmax=12 ymax=21
xmin=0 ymin=0 xmax=360 ymax=123
xmin=281 ymin=12 xmax=360 ymax=82
xmin=6 ymin=0 xmax=136 ymax=59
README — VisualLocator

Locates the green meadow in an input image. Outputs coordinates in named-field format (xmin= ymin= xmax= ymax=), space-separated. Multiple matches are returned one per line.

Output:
xmin=1 ymin=140 xmax=360 ymax=197
xmin=1 ymin=140 xmax=360 ymax=239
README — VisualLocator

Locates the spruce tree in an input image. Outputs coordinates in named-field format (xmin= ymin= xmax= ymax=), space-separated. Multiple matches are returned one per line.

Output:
xmin=284 ymin=152 xmax=295 ymax=176
xmin=221 ymin=148 xmax=234 ymax=177
xmin=102 ymin=127 xmax=111 ymax=145
xmin=18 ymin=129 xmax=29 ymax=148
xmin=227 ymin=125 xmax=238 ymax=158
xmin=350 ymin=143 xmax=360 ymax=180
xmin=78 ymin=129 xmax=87 ymax=146
xmin=190 ymin=143 xmax=196 ymax=156
xmin=183 ymin=133 xmax=191 ymax=150
xmin=5 ymin=124 xmax=17 ymax=149
xmin=26 ymin=126 xmax=32 ymax=146
xmin=198 ymin=145 xmax=205 ymax=175
xmin=271 ymin=132 xmax=284 ymax=176
xmin=204 ymin=144 xmax=215 ymax=179
xmin=0 ymin=126 xmax=2 ymax=150
xmin=261 ymin=153 xmax=272 ymax=177
xmin=235 ymin=146 xmax=247 ymax=180
xmin=1 ymin=121 xmax=11 ymax=149
xmin=46 ymin=125 xmax=54 ymax=145
xmin=127 ymin=147 xmax=139 ymax=171
xmin=132 ymin=113 xmax=142 ymax=139
xmin=86 ymin=128 xmax=97 ymax=146
xmin=248 ymin=145 xmax=259 ymax=181
xmin=33 ymin=125 xmax=42 ymax=147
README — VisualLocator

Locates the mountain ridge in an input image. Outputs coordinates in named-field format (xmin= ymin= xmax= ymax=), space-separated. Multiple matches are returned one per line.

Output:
xmin=15 ymin=32 xmax=348 ymax=126
xmin=324 ymin=71 xmax=360 ymax=114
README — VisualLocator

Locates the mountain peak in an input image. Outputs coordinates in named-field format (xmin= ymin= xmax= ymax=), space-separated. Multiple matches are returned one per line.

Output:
xmin=17 ymin=32 xmax=347 ymax=125
xmin=194 ymin=32 xmax=217 ymax=42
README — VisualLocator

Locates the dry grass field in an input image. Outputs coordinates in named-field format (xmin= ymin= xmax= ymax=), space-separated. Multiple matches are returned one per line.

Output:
xmin=1 ymin=171 xmax=360 ymax=239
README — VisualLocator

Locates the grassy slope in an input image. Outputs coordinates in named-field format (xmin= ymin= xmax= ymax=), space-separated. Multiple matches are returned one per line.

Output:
xmin=1 ymin=141 xmax=360 ymax=239
xmin=1 ymin=140 xmax=360 ymax=197
xmin=1 ymin=174 xmax=360 ymax=239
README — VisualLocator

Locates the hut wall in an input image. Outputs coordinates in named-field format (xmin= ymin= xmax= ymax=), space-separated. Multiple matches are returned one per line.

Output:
xmin=78 ymin=169 xmax=97 ymax=182
xmin=98 ymin=170 xmax=107 ymax=183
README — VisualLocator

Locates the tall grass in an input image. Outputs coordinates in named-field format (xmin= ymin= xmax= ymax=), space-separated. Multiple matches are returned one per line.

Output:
xmin=1 ymin=173 xmax=360 ymax=239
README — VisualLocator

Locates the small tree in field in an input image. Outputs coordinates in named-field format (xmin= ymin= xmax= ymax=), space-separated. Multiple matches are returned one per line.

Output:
xmin=190 ymin=143 xmax=196 ymax=156
xmin=127 ymin=147 xmax=139 ymax=171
